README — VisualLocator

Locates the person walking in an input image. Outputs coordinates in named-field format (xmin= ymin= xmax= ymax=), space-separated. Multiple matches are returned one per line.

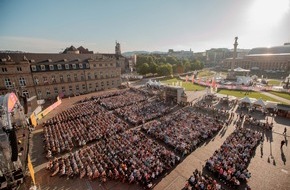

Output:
xmin=281 ymin=140 xmax=286 ymax=149
xmin=283 ymin=127 xmax=287 ymax=135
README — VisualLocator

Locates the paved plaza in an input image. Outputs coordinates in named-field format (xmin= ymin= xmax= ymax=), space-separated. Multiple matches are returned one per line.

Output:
xmin=21 ymin=88 xmax=290 ymax=190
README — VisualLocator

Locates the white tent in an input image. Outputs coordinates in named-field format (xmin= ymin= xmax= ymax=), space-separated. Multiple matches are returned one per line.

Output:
xmin=253 ymin=99 xmax=266 ymax=108
xmin=240 ymin=96 xmax=252 ymax=104
xmin=265 ymin=101 xmax=278 ymax=109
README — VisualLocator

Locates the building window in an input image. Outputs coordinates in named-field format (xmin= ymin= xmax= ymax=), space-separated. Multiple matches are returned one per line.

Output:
xmin=43 ymin=77 xmax=48 ymax=84
xmin=100 ymin=72 xmax=103 ymax=79
xmin=81 ymin=74 xmax=85 ymax=81
xmin=22 ymin=90 xmax=29 ymax=98
xmin=89 ymin=83 xmax=92 ymax=89
xmin=79 ymin=64 xmax=83 ymax=69
xmin=95 ymin=82 xmax=98 ymax=88
xmin=107 ymin=81 xmax=109 ymax=86
xmin=74 ymin=74 xmax=78 ymax=81
xmin=31 ymin=65 xmax=37 ymax=71
xmin=57 ymin=64 xmax=62 ymax=70
xmin=87 ymin=73 xmax=91 ymax=80
xmin=37 ymin=90 xmax=42 ymax=98
xmin=46 ymin=88 xmax=51 ymax=96
xmin=101 ymin=81 xmax=104 ymax=87
xmin=51 ymin=75 xmax=56 ymax=83
xmin=17 ymin=67 xmax=22 ymax=71
xmin=82 ymin=84 xmax=86 ymax=90
xmin=4 ymin=78 xmax=13 ymax=88
xmin=60 ymin=75 xmax=64 ymax=82
xmin=94 ymin=72 xmax=98 ymax=79
xmin=94 ymin=64 xmax=96 ymax=68
xmin=54 ymin=87 xmax=58 ymax=94
xmin=86 ymin=63 xmax=90 ymax=68
xmin=65 ymin=64 xmax=69 ymax=70
xmin=100 ymin=64 xmax=102 ymax=67
xmin=19 ymin=77 xmax=26 ymax=86
xmin=76 ymin=84 xmax=79 ymax=91
xmin=105 ymin=63 xmax=108 ymax=67
xmin=49 ymin=65 xmax=54 ymax=70
xmin=34 ymin=77 xmax=39 ymax=85
xmin=41 ymin=65 xmax=45 ymax=71
xmin=110 ymin=63 xmax=113 ymax=66
xmin=69 ymin=85 xmax=73 ymax=92
xmin=72 ymin=64 xmax=76 ymax=69
xmin=2 ymin=67 xmax=8 ymax=72
xmin=61 ymin=86 xmax=66 ymax=93
xmin=67 ymin=74 xmax=71 ymax=82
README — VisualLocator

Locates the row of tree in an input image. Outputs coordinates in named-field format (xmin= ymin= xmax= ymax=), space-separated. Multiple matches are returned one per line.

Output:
xmin=136 ymin=55 xmax=204 ymax=76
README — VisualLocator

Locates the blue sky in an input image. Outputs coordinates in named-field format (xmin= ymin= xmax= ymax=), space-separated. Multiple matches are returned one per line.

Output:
xmin=0 ymin=0 xmax=289 ymax=53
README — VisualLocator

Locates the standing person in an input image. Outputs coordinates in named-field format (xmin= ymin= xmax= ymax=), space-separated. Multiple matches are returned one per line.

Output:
xmin=281 ymin=140 xmax=286 ymax=149
xmin=283 ymin=127 xmax=287 ymax=135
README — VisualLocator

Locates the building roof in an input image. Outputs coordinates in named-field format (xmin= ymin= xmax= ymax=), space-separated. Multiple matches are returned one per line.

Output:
xmin=248 ymin=45 xmax=290 ymax=55
xmin=0 ymin=53 xmax=116 ymax=65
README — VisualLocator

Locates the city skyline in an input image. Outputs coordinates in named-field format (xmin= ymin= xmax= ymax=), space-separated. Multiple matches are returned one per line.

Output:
xmin=0 ymin=0 xmax=290 ymax=53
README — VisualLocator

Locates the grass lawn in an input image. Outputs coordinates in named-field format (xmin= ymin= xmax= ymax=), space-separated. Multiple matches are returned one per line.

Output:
xmin=267 ymin=80 xmax=281 ymax=86
xmin=268 ymin=91 xmax=290 ymax=101
xmin=197 ymin=70 xmax=215 ymax=78
xmin=217 ymin=89 xmax=281 ymax=102
xmin=161 ymin=78 xmax=206 ymax=91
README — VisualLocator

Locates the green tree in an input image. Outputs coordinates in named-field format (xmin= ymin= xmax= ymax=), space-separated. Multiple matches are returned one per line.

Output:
xmin=166 ymin=56 xmax=178 ymax=65
xmin=157 ymin=64 xmax=173 ymax=76
xmin=137 ymin=63 xmax=150 ymax=75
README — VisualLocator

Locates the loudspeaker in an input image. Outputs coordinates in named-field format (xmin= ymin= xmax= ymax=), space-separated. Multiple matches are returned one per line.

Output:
xmin=9 ymin=129 xmax=18 ymax=162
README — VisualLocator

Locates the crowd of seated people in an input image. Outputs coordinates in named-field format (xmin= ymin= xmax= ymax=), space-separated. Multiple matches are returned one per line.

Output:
xmin=45 ymin=100 xmax=104 ymax=124
xmin=114 ymin=100 xmax=172 ymax=125
xmin=244 ymin=115 xmax=273 ymax=130
xmin=43 ymin=101 xmax=129 ymax=155
xmin=142 ymin=107 xmax=224 ymax=156
xmin=100 ymin=90 xmax=148 ymax=110
xmin=76 ymin=90 xmax=127 ymax=104
xmin=183 ymin=169 xmax=224 ymax=190
xmin=47 ymin=130 xmax=180 ymax=189
xmin=193 ymin=101 xmax=230 ymax=120
xmin=205 ymin=127 xmax=262 ymax=188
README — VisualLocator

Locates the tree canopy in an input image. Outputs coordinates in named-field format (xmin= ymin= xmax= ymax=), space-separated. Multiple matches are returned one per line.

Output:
xmin=136 ymin=55 xmax=204 ymax=76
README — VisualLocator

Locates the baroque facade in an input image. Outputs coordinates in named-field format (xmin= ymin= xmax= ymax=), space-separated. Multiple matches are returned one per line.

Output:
xmin=221 ymin=44 xmax=290 ymax=76
xmin=0 ymin=43 xmax=124 ymax=99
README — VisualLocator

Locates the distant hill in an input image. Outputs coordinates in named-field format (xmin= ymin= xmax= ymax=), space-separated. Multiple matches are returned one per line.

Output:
xmin=122 ymin=51 xmax=166 ymax=57
xmin=0 ymin=50 xmax=26 ymax=53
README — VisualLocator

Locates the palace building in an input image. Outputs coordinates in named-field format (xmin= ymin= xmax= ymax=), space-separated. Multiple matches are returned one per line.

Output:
xmin=0 ymin=43 xmax=126 ymax=99
xmin=221 ymin=43 xmax=290 ymax=77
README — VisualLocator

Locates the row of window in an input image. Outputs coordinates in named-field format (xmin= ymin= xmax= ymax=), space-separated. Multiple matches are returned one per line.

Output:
xmin=4 ymin=78 xmax=26 ymax=88
xmin=30 ymin=62 xmax=114 ymax=72
xmin=31 ymin=63 xmax=89 ymax=71
xmin=1 ymin=66 xmax=22 ymax=73
xmin=33 ymin=73 xmax=118 ymax=85
xmin=37 ymin=80 xmax=118 ymax=97
xmin=1 ymin=62 xmax=115 ymax=73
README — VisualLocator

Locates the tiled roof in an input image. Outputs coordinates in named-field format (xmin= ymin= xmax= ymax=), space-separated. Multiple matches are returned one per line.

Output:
xmin=0 ymin=53 xmax=102 ymax=64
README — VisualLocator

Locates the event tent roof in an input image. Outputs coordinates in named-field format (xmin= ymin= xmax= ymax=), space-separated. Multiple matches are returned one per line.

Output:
xmin=240 ymin=96 xmax=252 ymax=104
xmin=253 ymin=99 xmax=266 ymax=107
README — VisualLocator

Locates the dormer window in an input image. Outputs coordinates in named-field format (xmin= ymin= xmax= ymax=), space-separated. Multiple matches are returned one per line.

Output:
xmin=57 ymin=64 xmax=62 ymax=70
xmin=79 ymin=64 xmax=83 ymax=69
xmin=31 ymin=65 xmax=36 ymax=71
xmin=41 ymin=65 xmax=45 ymax=71
xmin=49 ymin=65 xmax=54 ymax=70
xmin=72 ymin=64 xmax=76 ymax=69
xmin=65 ymin=64 xmax=69 ymax=69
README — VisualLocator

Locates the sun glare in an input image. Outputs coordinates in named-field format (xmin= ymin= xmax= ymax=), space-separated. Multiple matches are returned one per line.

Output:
xmin=249 ymin=0 xmax=289 ymax=26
